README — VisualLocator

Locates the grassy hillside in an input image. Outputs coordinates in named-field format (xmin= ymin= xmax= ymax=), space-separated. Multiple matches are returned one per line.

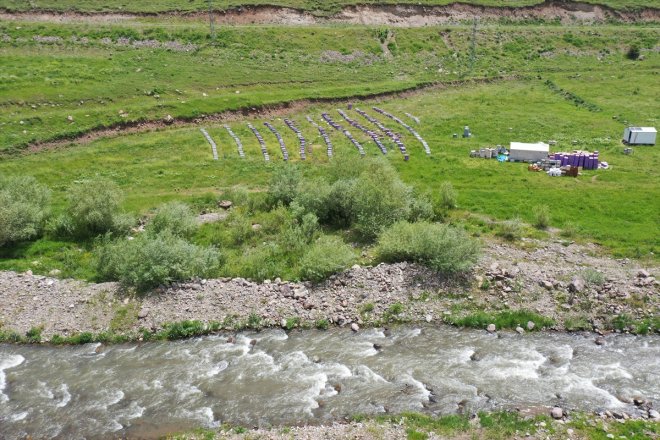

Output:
xmin=0 ymin=0 xmax=658 ymax=14
xmin=0 ymin=69 xmax=658 ymax=266
xmin=1 ymin=21 xmax=657 ymax=152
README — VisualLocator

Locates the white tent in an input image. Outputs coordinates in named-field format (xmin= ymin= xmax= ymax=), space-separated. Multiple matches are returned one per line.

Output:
xmin=509 ymin=142 xmax=550 ymax=162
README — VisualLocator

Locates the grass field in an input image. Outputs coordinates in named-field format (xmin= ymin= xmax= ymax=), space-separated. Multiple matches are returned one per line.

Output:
xmin=0 ymin=12 xmax=658 ymax=282
xmin=1 ymin=21 xmax=657 ymax=152
xmin=1 ymin=0 xmax=658 ymax=14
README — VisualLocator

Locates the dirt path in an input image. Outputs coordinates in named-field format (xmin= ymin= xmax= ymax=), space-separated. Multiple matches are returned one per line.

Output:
xmin=1 ymin=1 xmax=658 ymax=26
xmin=10 ymin=75 xmax=517 ymax=157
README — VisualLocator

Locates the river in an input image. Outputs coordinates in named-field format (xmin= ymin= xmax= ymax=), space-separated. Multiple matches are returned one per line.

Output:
xmin=1 ymin=326 xmax=658 ymax=439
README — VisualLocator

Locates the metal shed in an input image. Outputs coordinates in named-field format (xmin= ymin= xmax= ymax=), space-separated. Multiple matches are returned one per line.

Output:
xmin=509 ymin=142 xmax=550 ymax=162
xmin=623 ymin=127 xmax=657 ymax=145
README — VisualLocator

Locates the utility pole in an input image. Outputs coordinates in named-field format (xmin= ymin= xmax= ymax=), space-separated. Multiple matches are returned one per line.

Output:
xmin=207 ymin=0 xmax=216 ymax=44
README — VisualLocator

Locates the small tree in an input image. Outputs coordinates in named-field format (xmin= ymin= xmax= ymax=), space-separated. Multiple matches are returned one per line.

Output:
xmin=0 ymin=176 xmax=51 ymax=246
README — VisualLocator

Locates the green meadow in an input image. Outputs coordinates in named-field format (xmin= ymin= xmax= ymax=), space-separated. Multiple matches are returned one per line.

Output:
xmin=0 ymin=13 xmax=658 ymax=282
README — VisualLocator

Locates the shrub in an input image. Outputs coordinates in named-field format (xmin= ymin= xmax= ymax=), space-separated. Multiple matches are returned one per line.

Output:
xmin=351 ymin=162 xmax=414 ymax=241
xmin=583 ymin=268 xmax=605 ymax=286
xmin=162 ymin=320 xmax=206 ymax=340
xmin=148 ymin=202 xmax=197 ymax=238
xmin=298 ymin=235 xmax=355 ymax=282
xmin=0 ymin=176 xmax=51 ymax=246
xmin=439 ymin=181 xmax=457 ymax=209
xmin=59 ymin=178 xmax=133 ymax=238
xmin=281 ymin=212 xmax=319 ymax=252
xmin=626 ymin=44 xmax=640 ymax=60
xmin=268 ymin=165 xmax=301 ymax=207
xmin=96 ymin=232 xmax=221 ymax=290
xmin=233 ymin=243 xmax=286 ymax=282
xmin=533 ymin=205 xmax=550 ymax=229
xmin=376 ymin=221 xmax=480 ymax=274
xmin=497 ymin=218 xmax=523 ymax=241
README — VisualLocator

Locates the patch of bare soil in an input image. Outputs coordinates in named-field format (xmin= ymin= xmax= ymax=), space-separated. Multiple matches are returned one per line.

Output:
xmin=1 ymin=1 xmax=657 ymax=26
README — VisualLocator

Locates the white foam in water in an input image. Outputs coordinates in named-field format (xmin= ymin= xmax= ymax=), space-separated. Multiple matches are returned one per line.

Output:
xmin=301 ymin=372 xmax=329 ymax=414
xmin=354 ymin=365 xmax=388 ymax=383
xmin=0 ymin=354 xmax=25 ymax=402
xmin=563 ymin=375 xmax=625 ymax=408
xmin=55 ymin=383 xmax=71 ymax=408
xmin=591 ymin=363 xmax=633 ymax=381
xmin=10 ymin=410 xmax=28 ymax=422
xmin=205 ymin=360 xmax=229 ymax=377
xmin=484 ymin=350 xmax=546 ymax=380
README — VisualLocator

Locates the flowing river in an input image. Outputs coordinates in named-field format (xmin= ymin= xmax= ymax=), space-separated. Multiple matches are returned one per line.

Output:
xmin=1 ymin=326 xmax=658 ymax=439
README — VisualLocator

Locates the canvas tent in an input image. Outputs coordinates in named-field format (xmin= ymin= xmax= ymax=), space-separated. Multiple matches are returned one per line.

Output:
xmin=509 ymin=142 xmax=549 ymax=162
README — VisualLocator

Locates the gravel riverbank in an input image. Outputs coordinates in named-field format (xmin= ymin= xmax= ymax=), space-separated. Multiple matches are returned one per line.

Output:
xmin=0 ymin=238 xmax=657 ymax=340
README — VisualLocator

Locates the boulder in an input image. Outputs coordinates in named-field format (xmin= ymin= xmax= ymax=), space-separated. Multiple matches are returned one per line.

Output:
xmin=637 ymin=269 xmax=650 ymax=278
xmin=486 ymin=324 xmax=496 ymax=333
xmin=515 ymin=326 xmax=525 ymax=335
xmin=351 ymin=323 xmax=360 ymax=332
xmin=569 ymin=277 xmax=585 ymax=293
xmin=526 ymin=321 xmax=536 ymax=331
xmin=649 ymin=410 xmax=660 ymax=420
xmin=137 ymin=308 xmax=149 ymax=319
xmin=163 ymin=114 xmax=174 ymax=124
xmin=218 ymin=200 xmax=233 ymax=210
xmin=551 ymin=407 xmax=563 ymax=419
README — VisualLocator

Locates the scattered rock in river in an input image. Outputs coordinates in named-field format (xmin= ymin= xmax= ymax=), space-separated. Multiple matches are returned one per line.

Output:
xmin=351 ymin=323 xmax=360 ymax=332
xmin=486 ymin=324 xmax=496 ymax=333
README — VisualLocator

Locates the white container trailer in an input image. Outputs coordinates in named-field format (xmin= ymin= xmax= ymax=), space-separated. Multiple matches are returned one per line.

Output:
xmin=623 ymin=127 xmax=656 ymax=145
xmin=509 ymin=142 xmax=550 ymax=162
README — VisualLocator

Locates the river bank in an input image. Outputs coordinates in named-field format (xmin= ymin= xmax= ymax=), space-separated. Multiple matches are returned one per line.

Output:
xmin=0 ymin=238 xmax=657 ymax=343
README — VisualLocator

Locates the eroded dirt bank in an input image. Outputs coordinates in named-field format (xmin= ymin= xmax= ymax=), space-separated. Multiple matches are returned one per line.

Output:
xmin=1 ymin=1 xmax=658 ymax=26
xmin=0 ymin=238 xmax=656 ymax=339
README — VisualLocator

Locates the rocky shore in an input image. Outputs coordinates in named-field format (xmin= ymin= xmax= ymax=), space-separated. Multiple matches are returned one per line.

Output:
xmin=0 ymin=238 xmax=657 ymax=340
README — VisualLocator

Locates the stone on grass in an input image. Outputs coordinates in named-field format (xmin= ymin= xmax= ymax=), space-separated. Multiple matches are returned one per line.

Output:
xmin=516 ymin=326 xmax=525 ymax=334
xmin=526 ymin=321 xmax=536 ymax=331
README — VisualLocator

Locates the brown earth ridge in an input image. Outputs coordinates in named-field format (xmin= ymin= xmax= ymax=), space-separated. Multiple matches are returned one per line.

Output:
xmin=1 ymin=1 xmax=659 ymax=26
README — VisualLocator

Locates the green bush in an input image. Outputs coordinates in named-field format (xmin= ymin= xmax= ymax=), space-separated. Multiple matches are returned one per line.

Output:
xmin=0 ymin=176 xmax=51 ymax=247
xmin=96 ymin=232 xmax=221 ymax=290
xmin=439 ymin=181 xmax=458 ymax=209
xmin=268 ymin=165 xmax=301 ymax=207
xmin=497 ymin=217 xmax=523 ymax=241
xmin=376 ymin=221 xmax=480 ymax=274
xmin=233 ymin=243 xmax=286 ymax=281
xmin=298 ymin=235 xmax=355 ymax=282
xmin=351 ymin=162 xmax=415 ymax=241
xmin=533 ymin=205 xmax=550 ymax=229
xmin=148 ymin=202 xmax=197 ymax=238
xmin=58 ymin=178 xmax=133 ymax=238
